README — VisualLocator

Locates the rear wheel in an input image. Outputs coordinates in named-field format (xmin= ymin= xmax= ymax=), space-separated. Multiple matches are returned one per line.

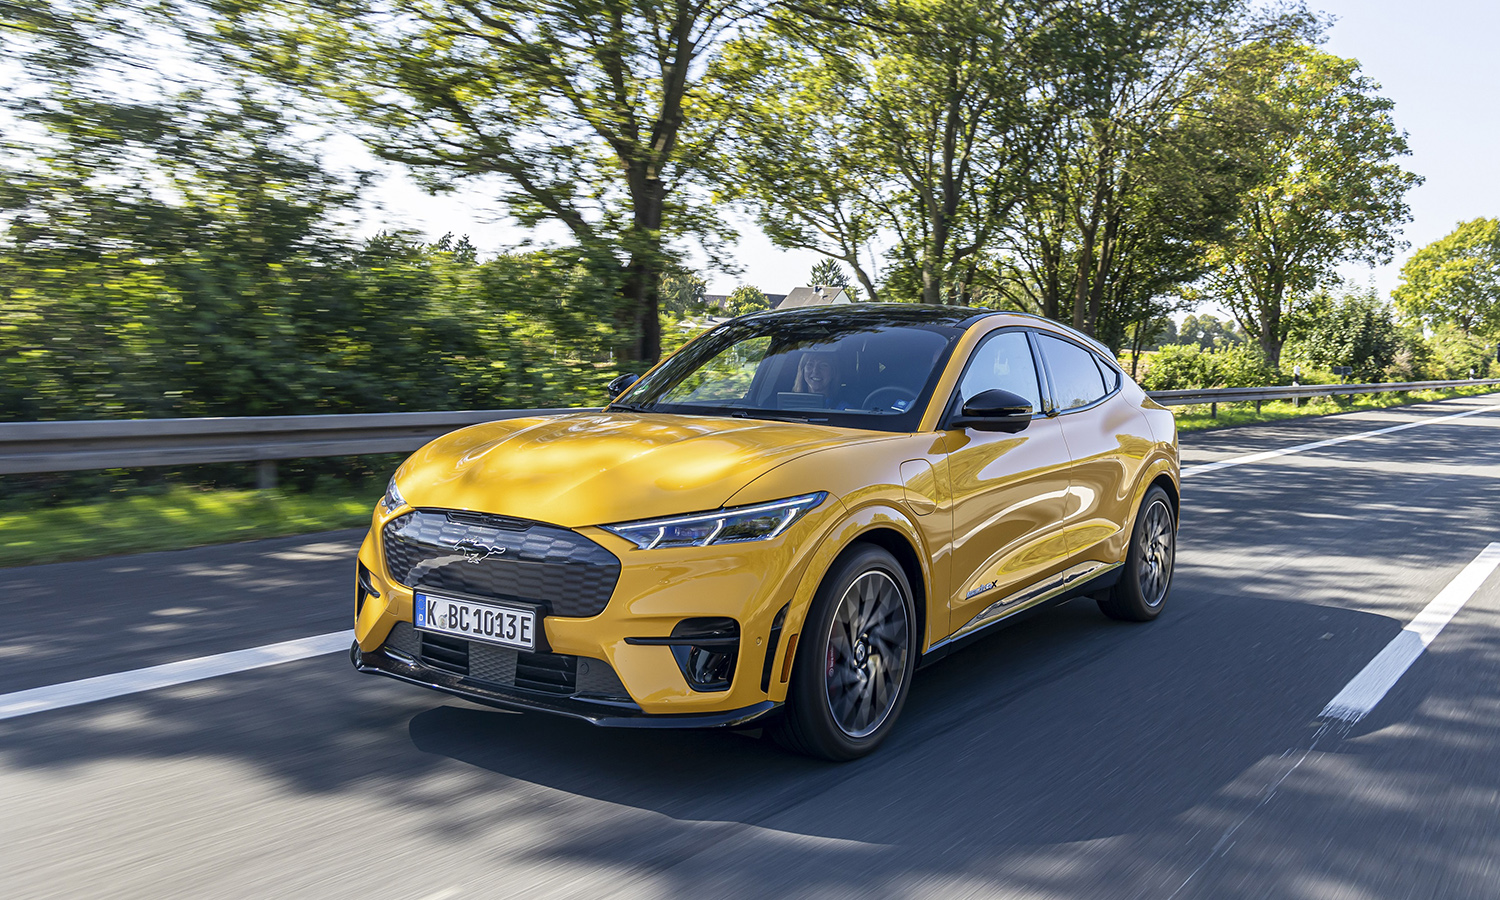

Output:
xmin=1098 ymin=484 xmax=1175 ymax=622
xmin=772 ymin=544 xmax=917 ymax=760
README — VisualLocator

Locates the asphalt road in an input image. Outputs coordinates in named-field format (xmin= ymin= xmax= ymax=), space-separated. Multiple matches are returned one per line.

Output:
xmin=5 ymin=394 xmax=1500 ymax=899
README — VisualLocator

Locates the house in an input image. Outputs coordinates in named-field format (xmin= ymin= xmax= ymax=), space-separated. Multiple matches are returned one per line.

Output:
xmin=774 ymin=286 xmax=853 ymax=309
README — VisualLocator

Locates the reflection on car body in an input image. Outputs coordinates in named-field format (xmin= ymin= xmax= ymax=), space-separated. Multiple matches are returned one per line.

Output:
xmin=352 ymin=304 xmax=1179 ymax=759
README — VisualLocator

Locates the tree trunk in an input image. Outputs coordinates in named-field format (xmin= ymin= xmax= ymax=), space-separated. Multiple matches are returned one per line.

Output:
xmin=1072 ymin=224 xmax=1094 ymax=333
xmin=622 ymin=150 xmax=670 ymax=365
xmin=1260 ymin=333 xmax=1283 ymax=371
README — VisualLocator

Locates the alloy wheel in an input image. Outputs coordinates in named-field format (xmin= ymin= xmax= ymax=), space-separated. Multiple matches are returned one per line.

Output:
xmin=823 ymin=570 xmax=910 ymax=738
xmin=1139 ymin=498 xmax=1174 ymax=607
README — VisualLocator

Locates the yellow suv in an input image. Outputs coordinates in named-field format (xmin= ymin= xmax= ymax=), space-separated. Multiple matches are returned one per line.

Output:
xmin=352 ymin=305 xmax=1179 ymax=759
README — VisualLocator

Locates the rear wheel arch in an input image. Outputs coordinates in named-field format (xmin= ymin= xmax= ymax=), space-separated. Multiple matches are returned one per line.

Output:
xmin=1149 ymin=472 xmax=1179 ymax=521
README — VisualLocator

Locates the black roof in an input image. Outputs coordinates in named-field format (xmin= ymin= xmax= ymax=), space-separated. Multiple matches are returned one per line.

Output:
xmin=740 ymin=302 xmax=997 ymax=330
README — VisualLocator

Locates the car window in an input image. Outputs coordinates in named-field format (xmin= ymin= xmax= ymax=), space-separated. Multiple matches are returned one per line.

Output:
xmin=957 ymin=330 xmax=1042 ymax=413
xmin=657 ymin=336 xmax=772 ymax=404
xmin=620 ymin=314 xmax=957 ymax=431
xmin=1037 ymin=333 xmax=1108 ymax=410
xmin=1096 ymin=356 xmax=1121 ymax=392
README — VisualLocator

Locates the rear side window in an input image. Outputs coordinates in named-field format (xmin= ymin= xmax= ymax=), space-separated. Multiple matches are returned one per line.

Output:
xmin=957 ymin=330 xmax=1042 ymax=413
xmin=1096 ymin=357 xmax=1121 ymax=392
xmin=1037 ymin=333 xmax=1108 ymax=410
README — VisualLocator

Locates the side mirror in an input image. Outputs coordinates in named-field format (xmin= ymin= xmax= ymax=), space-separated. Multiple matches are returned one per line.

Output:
xmin=606 ymin=373 xmax=640 ymax=399
xmin=949 ymin=388 xmax=1033 ymax=433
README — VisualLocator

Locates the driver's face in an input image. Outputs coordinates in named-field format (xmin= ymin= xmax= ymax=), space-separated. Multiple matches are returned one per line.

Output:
xmin=801 ymin=356 xmax=834 ymax=393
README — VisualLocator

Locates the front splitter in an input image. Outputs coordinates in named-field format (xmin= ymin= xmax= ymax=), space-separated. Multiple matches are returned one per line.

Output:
xmin=352 ymin=641 xmax=779 ymax=729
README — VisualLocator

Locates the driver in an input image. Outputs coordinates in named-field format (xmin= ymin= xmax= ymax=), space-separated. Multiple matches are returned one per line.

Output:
xmin=793 ymin=351 xmax=839 ymax=398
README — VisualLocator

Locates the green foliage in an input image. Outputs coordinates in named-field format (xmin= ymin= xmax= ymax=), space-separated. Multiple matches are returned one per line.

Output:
xmin=0 ymin=227 xmax=624 ymax=421
xmin=1392 ymin=218 xmax=1500 ymax=336
xmin=726 ymin=285 xmax=770 ymax=317
xmin=809 ymin=259 xmax=851 ymax=290
xmin=0 ymin=483 xmax=376 ymax=567
xmin=186 ymin=0 xmax=768 ymax=366
xmin=1137 ymin=342 xmax=1276 ymax=391
xmin=1204 ymin=42 xmax=1422 ymax=368
xmin=1178 ymin=314 xmax=1245 ymax=349
xmin=1426 ymin=325 xmax=1500 ymax=381
xmin=1282 ymin=287 xmax=1400 ymax=382
xmin=660 ymin=271 xmax=710 ymax=320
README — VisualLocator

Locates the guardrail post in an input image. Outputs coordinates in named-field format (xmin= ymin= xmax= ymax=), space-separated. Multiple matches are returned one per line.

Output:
xmin=1210 ymin=402 xmax=1217 ymax=420
xmin=256 ymin=460 xmax=277 ymax=490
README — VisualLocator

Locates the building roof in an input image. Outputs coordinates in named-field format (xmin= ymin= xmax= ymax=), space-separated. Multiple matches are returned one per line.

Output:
xmin=774 ymin=286 xmax=853 ymax=309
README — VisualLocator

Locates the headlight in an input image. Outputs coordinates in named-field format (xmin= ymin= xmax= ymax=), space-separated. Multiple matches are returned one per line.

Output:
xmin=602 ymin=492 xmax=827 ymax=550
xmin=380 ymin=475 xmax=407 ymax=513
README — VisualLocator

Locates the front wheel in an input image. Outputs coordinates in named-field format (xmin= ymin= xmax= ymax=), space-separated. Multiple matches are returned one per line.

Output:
xmin=1098 ymin=484 xmax=1176 ymax=622
xmin=772 ymin=544 xmax=917 ymax=760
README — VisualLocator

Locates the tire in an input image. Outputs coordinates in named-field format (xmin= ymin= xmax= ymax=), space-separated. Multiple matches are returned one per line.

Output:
xmin=1098 ymin=484 xmax=1176 ymax=622
xmin=771 ymin=544 xmax=918 ymax=761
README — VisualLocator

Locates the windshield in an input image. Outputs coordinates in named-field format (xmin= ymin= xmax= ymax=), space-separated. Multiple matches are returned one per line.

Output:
xmin=613 ymin=309 xmax=967 ymax=432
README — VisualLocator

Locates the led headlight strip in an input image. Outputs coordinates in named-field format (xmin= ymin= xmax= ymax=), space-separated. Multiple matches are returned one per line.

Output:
xmin=380 ymin=475 xmax=407 ymax=513
xmin=603 ymin=492 xmax=827 ymax=550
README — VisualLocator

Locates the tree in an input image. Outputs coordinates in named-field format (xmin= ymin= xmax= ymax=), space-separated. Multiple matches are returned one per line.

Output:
xmin=1283 ymin=286 xmax=1400 ymax=382
xmin=726 ymin=284 xmax=770 ymax=316
xmin=1005 ymin=1 xmax=1308 ymax=341
xmin=711 ymin=0 xmax=1055 ymax=305
xmin=659 ymin=271 xmax=708 ymax=319
xmin=809 ymin=258 xmax=851 ymax=289
xmin=1392 ymin=218 xmax=1500 ymax=336
xmin=1178 ymin=314 xmax=1243 ymax=349
xmin=1204 ymin=43 xmax=1421 ymax=369
xmin=197 ymin=0 xmax=772 ymax=366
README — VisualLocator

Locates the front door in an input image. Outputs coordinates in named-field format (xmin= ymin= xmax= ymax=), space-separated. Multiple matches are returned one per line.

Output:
xmin=943 ymin=329 xmax=1074 ymax=639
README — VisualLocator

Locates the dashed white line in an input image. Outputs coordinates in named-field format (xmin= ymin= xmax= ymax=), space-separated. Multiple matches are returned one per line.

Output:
xmin=1181 ymin=403 xmax=1497 ymax=477
xmin=0 ymin=630 xmax=353 ymax=721
xmin=1321 ymin=542 xmax=1500 ymax=724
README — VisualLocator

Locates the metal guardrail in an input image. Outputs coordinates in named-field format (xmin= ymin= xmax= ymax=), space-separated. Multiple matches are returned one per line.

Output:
xmin=1 ymin=379 xmax=1496 ymax=482
xmin=1147 ymin=378 xmax=1500 ymax=407
xmin=0 ymin=408 xmax=593 ymax=483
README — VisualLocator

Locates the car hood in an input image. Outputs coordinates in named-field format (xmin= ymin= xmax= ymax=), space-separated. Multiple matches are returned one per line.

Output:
xmin=395 ymin=412 xmax=881 ymax=527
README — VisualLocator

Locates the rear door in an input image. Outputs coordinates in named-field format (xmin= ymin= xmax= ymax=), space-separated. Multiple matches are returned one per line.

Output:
xmin=1032 ymin=331 xmax=1155 ymax=562
xmin=941 ymin=328 xmax=1074 ymax=639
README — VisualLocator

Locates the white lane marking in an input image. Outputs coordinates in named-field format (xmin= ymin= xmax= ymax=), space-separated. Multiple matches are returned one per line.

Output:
xmin=1181 ymin=403 xmax=1497 ymax=477
xmin=1321 ymin=542 xmax=1500 ymax=724
xmin=0 ymin=630 xmax=353 ymax=721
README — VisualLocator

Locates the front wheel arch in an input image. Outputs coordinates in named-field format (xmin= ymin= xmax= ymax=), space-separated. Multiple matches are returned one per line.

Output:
xmin=770 ymin=543 xmax=919 ymax=759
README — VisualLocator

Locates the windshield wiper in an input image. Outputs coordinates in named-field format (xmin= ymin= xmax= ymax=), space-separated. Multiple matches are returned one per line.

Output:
xmin=608 ymin=402 xmax=652 ymax=412
xmin=729 ymin=410 xmax=819 ymax=424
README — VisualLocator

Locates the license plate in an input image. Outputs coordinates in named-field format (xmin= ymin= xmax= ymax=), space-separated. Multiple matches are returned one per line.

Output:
xmin=413 ymin=591 xmax=537 ymax=652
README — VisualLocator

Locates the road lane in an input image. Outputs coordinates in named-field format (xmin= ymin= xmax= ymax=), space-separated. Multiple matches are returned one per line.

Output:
xmin=0 ymin=530 xmax=362 ymax=693
xmin=3 ymin=392 xmax=1500 ymax=899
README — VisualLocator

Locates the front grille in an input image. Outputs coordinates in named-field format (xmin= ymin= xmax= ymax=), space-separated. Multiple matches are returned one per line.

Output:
xmin=515 ymin=652 xmax=576 ymax=694
xmin=379 ymin=623 xmax=629 ymax=701
xmin=419 ymin=632 xmax=468 ymax=675
xmin=382 ymin=509 xmax=620 ymax=618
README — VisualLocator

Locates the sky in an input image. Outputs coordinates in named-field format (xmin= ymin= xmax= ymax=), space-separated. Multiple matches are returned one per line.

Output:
xmin=354 ymin=1 xmax=1500 ymax=299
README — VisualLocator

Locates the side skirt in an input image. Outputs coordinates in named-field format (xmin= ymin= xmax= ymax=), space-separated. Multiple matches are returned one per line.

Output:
xmin=918 ymin=560 xmax=1123 ymax=669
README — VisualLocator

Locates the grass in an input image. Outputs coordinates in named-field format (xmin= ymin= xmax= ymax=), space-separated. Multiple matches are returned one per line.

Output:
xmin=0 ymin=485 xmax=376 ymax=568
xmin=1171 ymin=384 xmax=1499 ymax=433
xmin=3 ymin=384 xmax=1496 ymax=568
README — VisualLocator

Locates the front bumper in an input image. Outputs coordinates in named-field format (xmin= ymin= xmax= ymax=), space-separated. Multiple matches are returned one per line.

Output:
xmin=352 ymin=640 xmax=778 ymax=728
xmin=355 ymin=499 xmax=841 ymax=716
